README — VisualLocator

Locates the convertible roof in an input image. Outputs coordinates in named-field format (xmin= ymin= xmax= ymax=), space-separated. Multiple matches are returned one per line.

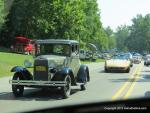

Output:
xmin=35 ymin=39 xmax=79 ymax=45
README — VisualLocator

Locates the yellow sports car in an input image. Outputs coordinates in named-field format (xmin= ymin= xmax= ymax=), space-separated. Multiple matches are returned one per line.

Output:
xmin=104 ymin=55 xmax=131 ymax=73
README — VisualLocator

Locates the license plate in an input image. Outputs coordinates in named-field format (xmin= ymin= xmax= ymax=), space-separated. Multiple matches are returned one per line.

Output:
xmin=36 ymin=66 xmax=46 ymax=71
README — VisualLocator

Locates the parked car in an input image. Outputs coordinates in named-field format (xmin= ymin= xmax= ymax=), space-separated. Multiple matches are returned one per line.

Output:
xmin=11 ymin=36 xmax=34 ymax=54
xmin=79 ymin=49 xmax=86 ymax=60
xmin=132 ymin=55 xmax=142 ymax=64
xmin=9 ymin=39 xmax=90 ymax=99
xmin=101 ymin=53 xmax=111 ymax=59
xmin=105 ymin=55 xmax=131 ymax=73
xmin=79 ymin=50 xmax=97 ymax=61
xmin=144 ymin=54 xmax=150 ymax=66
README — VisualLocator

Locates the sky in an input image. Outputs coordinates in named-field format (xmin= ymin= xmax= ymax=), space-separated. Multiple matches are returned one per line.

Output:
xmin=97 ymin=0 xmax=150 ymax=31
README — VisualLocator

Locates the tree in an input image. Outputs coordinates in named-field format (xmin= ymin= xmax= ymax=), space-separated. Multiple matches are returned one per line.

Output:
xmin=115 ymin=25 xmax=130 ymax=51
xmin=126 ymin=14 xmax=150 ymax=53
xmin=104 ymin=26 xmax=116 ymax=49
xmin=0 ymin=0 xmax=108 ymax=50
xmin=0 ymin=0 xmax=4 ymax=28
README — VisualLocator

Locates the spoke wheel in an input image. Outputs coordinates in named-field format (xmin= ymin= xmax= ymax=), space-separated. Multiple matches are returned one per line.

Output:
xmin=12 ymin=73 xmax=24 ymax=97
xmin=80 ymin=71 xmax=88 ymax=91
xmin=61 ymin=75 xmax=71 ymax=99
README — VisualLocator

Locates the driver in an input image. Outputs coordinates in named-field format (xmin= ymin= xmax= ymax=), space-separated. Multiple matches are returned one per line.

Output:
xmin=62 ymin=45 xmax=70 ymax=56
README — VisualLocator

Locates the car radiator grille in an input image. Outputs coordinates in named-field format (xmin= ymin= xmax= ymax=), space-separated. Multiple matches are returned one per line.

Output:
xmin=34 ymin=59 xmax=49 ymax=81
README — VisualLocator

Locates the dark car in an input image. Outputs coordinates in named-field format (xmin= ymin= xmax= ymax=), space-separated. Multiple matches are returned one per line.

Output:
xmin=9 ymin=39 xmax=90 ymax=99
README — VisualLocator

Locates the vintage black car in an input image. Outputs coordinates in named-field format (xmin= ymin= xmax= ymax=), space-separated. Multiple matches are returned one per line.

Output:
xmin=9 ymin=39 xmax=90 ymax=99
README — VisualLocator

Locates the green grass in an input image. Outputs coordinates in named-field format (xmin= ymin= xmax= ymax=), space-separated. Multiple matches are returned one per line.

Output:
xmin=0 ymin=51 xmax=104 ymax=78
xmin=0 ymin=52 xmax=33 ymax=77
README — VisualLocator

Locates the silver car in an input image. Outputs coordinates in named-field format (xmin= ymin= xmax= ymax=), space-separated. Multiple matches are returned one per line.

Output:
xmin=144 ymin=54 xmax=150 ymax=66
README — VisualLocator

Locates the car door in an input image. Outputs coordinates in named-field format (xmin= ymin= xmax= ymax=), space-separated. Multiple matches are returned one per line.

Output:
xmin=70 ymin=44 xmax=81 ymax=77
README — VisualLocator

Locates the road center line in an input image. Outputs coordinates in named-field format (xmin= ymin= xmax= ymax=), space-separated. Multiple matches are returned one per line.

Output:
xmin=111 ymin=66 xmax=139 ymax=101
xmin=123 ymin=65 xmax=143 ymax=99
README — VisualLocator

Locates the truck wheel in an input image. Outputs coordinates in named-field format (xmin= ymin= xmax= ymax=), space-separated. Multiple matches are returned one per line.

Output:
xmin=80 ymin=70 xmax=88 ymax=91
xmin=12 ymin=73 xmax=24 ymax=97
xmin=61 ymin=75 xmax=71 ymax=99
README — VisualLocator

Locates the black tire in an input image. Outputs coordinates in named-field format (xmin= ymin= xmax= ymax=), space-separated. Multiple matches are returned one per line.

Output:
xmin=105 ymin=67 xmax=109 ymax=73
xmin=126 ymin=67 xmax=130 ymax=73
xmin=80 ymin=70 xmax=88 ymax=91
xmin=81 ymin=84 xmax=87 ymax=91
xmin=12 ymin=73 xmax=24 ymax=97
xmin=61 ymin=75 xmax=71 ymax=99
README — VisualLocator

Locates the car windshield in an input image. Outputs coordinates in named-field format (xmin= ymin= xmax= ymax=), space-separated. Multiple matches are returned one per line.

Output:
xmin=36 ymin=44 xmax=70 ymax=56
xmin=112 ymin=55 xmax=127 ymax=60
xmin=1 ymin=0 xmax=150 ymax=113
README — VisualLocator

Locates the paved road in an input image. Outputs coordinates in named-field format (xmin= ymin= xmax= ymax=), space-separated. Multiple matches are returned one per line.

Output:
xmin=0 ymin=62 xmax=149 ymax=113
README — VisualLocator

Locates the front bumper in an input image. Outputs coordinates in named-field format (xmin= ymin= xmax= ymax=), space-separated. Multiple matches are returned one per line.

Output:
xmin=106 ymin=66 xmax=128 ymax=71
xmin=9 ymin=80 xmax=67 ymax=87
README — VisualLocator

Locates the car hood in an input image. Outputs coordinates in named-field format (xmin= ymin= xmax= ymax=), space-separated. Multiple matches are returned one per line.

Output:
xmin=106 ymin=59 xmax=130 ymax=67
xmin=35 ymin=55 xmax=67 ymax=68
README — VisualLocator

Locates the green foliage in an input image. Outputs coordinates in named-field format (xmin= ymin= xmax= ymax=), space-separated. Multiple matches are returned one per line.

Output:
xmin=0 ymin=0 xmax=4 ymax=28
xmin=115 ymin=14 xmax=150 ymax=53
xmin=0 ymin=52 xmax=33 ymax=77
xmin=104 ymin=26 xmax=116 ymax=49
xmin=0 ymin=0 xmax=109 ymax=50
xmin=115 ymin=25 xmax=130 ymax=51
xmin=126 ymin=14 xmax=150 ymax=53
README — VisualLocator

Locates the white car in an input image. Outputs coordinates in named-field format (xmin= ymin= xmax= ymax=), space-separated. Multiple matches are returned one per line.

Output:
xmin=105 ymin=55 xmax=131 ymax=73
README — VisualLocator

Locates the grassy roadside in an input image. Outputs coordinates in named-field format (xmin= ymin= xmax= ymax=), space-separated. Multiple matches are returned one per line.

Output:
xmin=0 ymin=52 xmax=104 ymax=78
xmin=0 ymin=52 xmax=33 ymax=78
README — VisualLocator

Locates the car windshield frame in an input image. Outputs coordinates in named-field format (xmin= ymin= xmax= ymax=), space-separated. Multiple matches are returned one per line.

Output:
xmin=35 ymin=43 xmax=71 ymax=57
xmin=112 ymin=55 xmax=128 ymax=60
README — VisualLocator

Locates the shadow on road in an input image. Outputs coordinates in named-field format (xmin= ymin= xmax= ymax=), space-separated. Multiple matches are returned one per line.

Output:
xmin=109 ymin=74 xmax=150 ymax=83
xmin=99 ymin=70 xmax=129 ymax=74
xmin=109 ymin=78 xmax=135 ymax=83
xmin=0 ymin=88 xmax=79 ymax=101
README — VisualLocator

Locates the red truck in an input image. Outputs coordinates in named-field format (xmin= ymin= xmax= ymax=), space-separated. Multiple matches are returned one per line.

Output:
xmin=11 ymin=36 xmax=34 ymax=54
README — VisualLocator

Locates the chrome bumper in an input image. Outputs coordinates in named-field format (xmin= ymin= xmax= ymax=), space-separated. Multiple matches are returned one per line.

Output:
xmin=9 ymin=80 xmax=67 ymax=87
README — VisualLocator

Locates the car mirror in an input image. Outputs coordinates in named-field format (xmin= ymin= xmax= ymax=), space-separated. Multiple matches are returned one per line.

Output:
xmin=24 ymin=59 xmax=33 ymax=68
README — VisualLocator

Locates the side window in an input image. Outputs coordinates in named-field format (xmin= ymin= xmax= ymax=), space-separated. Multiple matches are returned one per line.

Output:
xmin=72 ymin=45 xmax=75 ymax=53
xmin=75 ymin=45 xmax=79 ymax=54
xmin=72 ymin=44 xmax=79 ymax=55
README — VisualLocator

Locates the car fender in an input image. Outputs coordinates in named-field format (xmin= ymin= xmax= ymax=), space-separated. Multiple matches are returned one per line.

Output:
xmin=11 ymin=66 xmax=33 ymax=80
xmin=77 ymin=65 xmax=90 ymax=83
xmin=52 ymin=67 xmax=76 ymax=85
